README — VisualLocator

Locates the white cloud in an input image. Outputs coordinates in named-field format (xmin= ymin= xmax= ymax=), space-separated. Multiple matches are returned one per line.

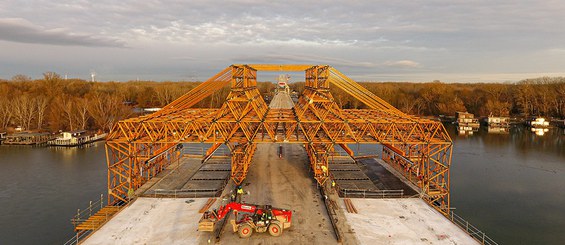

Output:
xmin=0 ymin=1 xmax=564 ymax=81
xmin=383 ymin=60 xmax=420 ymax=68
xmin=0 ymin=18 xmax=125 ymax=47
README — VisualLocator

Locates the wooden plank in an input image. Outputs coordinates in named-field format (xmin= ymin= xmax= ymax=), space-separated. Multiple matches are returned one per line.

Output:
xmin=74 ymin=205 xmax=123 ymax=231
xmin=199 ymin=198 xmax=216 ymax=213
xmin=344 ymin=198 xmax=358 ymax=214
xmin=344 ymin=199 xmax=351 ymax=213
xmin=350 ymin=199 xmax=358 ymax=214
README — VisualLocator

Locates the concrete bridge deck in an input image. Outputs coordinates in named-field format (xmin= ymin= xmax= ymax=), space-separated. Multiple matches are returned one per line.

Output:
xmin=82 ymin=143 xmax=478 ymax=245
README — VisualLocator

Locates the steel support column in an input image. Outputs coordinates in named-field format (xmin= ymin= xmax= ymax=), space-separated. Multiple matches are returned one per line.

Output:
xmin=104 ymin=64 xmax=454 ymax=215
xmin=229 ymin=143 xmax=257 ymax=184
xmin=305 ymin=143 xmax=333 ymax=185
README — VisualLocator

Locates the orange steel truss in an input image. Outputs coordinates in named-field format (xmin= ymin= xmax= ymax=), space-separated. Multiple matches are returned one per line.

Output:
xmin=105 ymin=64 xmax=453 ymax=215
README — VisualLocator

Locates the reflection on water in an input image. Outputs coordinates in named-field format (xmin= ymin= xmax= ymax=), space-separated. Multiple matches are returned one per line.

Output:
xmin=487 ymin=126 xmax=509 ymax=134
xmin=447 ymin=124 xmax=565 ymax=245
xmin=457 ymin=125 xmax=478 ymax=135
xmin=531 ymin=127 xmax=549 ymax=136
xmin=1 ymin=126 xmax=564 ymax=244
xmin=353 ymin=125 xmax=565 ymax=244
xmin=0 ymin=142 xmax=107 ymax=244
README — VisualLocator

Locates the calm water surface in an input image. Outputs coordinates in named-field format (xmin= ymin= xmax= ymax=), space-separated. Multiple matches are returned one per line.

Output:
xmin=449 ymin=125 xmax=565 ymax=245
xmin=0 ymin=126 xmax=564 ymax=244
xmin=0 ymin=142 xmax=106 ymax=245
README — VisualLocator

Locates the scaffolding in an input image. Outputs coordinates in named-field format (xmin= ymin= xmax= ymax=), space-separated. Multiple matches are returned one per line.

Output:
xmin=105 ymin=64 xmax=453 ymax=215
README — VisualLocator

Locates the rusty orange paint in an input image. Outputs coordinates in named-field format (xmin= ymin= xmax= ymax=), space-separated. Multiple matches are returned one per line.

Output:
xmin=105 ymin=64 xmax=453 ymax=215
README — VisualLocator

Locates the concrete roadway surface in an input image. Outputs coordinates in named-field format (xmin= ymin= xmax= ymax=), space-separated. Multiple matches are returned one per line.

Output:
xmin=83 ymin=90 xmax=476 ymax=245
xmin=268 ymin=91 xmax=294 ymax=109
xmin=214 ymin=143 xmax=358 ymax=245
xmin=210 ymin=91 xmax=357 ymax=244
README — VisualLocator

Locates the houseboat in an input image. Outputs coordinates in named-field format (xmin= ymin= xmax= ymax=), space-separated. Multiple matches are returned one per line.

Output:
xmin=526 ymin=117 xmax=550 ymax=128
xmin=47 ymin=130 xmax=107 ymax=147
xmin=486 ymin=115 xmax=510 ymax=134
xmin=487 ymin=116 xmax=510 ymax=127
xmin=455 ymin=112 xmax=479 ymax=134
xmin=0 ymin=132 xmax=6 ymax=144
xmin=3 ymin=132 xmax=54 ymax=145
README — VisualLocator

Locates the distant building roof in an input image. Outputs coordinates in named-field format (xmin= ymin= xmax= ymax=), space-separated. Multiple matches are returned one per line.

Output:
xmin=144 ymin=108 xmax=162 ymax=112
xmin=8 ymin=132 xmax=51 ymax=137
xmin=64 ymin=130 xmax=87 ymax=134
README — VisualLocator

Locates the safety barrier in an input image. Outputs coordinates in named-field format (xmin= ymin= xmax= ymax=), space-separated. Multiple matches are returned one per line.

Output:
xmin=70 ymin=194 xmax=105 ymax=228
xmin=339 ymin=189 xmax=405 ymax=198
xmin=149 ymin=188 xmax=224 ymax=198
xmin=183 ymin=145 xmax=231 ymax=158
xmin=449 ymin=211 xmax=498 ymax=245
xmin=63 ymin=194 xmax=126 ymax=245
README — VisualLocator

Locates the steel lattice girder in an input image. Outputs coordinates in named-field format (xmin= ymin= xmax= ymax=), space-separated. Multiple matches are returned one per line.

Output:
xmin=105 ymin=64 xmax=454 ymax=215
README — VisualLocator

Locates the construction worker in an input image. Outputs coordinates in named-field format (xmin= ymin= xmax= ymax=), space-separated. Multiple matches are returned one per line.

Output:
xmin=230 ymin=192 xmax=236 ymax=202
xmin=321 ymin=165 xmax=328 ymax=176
xmin=127 ymin=188 xmax=135 ymax=201
xmin=236 ymin=185 xmax=244 ymax=203
xmin=331 ymin=180 xmax=336 ymax=194
xmin=265 ymin=208 xmax=273 ymax=223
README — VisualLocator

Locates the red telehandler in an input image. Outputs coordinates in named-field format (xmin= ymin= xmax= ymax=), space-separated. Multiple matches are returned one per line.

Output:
xmin=198 ymin=202 xmax=292 ymax=238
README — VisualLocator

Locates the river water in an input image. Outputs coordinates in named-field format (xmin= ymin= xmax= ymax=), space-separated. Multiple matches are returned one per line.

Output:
xmin=0 ymin=126 xmax=564 ymax=244
xmin=0 ymin=142 xmax=107 ymax=245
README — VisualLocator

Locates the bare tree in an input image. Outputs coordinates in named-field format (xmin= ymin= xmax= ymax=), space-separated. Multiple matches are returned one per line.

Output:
xmin=35 ymin=96 xmax=49 ymax=130
xmin=88 ymin=93 xmax=131 ymax=131
xmin=0 ymin=97 xmax=13 ymax=130
xmin=76 ymin=98 xmax=90 ymax=130
xmin=57 ymin=97 xmax=76 ymax=131
xmin=42 ymin=72 xmax=63 ymax=98
xmin=11 ymin=74 xmax=32 ymax=83
xmin=398 ymin=95 xmax=419 ymax=114
xmin=155 ymin=84 xmax=183 ymax=106
xmin=514 ymin=82 xmax=535 ymax=116
xmin=12 ymin=95 xmax=36 ymax=130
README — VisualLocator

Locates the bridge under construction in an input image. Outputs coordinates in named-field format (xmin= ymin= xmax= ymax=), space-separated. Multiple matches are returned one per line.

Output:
xmin=105 ymin=64 xmax=453 ymax=216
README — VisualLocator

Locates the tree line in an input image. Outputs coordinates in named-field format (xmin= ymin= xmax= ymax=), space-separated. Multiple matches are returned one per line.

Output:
xmin=1 ymin=73 xmax=564 ymax=133
xmin=297 ymin=77 xmax=565 ymax=119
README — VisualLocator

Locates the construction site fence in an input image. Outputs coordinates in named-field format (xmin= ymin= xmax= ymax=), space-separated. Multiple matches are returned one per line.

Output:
xmin=449 ymin=211 xmax=498 ymax=245
xmin=149 ymin=187 xmax=226 ymax=199
xmin=339 ymin=189 xmax=405 ymax=198
xmin=63 ymin=194 xmax=126 ymax=245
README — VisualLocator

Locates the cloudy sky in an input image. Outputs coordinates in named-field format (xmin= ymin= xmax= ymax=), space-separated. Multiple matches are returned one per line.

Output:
xmin=1 ymin=0 xmax=564 ymax=82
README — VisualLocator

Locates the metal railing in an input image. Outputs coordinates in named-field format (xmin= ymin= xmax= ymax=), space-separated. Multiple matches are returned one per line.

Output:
xmin=64 ymin=194 xmax=106 ymax=245
xmin=149 ymin=188 xmax=223 ymax=198
xmin=449 ymin=211 xmax=498 ymax=245
xmin=63 ymin=230 xmax=93 ymax=245
xmin=183 ymin=146 xmax=231 ymax=158
xmin=63 ymin=194 xmax=126 ymax=245
xmin=329 ymin=149 xmax=380 ymax=159
xmin=340 ymin=189 xmax=405 ymax=198
xmin=70 ymin=194 xmax=105 ymax=228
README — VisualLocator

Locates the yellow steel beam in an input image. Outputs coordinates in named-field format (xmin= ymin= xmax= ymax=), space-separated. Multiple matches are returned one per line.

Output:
xmin=241 ymin=64 xmax=315 ymax=72
xmin=105 ymin=64 xmax=453 ymax=215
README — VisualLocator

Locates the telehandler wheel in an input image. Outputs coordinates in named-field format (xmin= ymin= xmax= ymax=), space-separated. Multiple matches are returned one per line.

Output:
xmin=238 ymin=223 xmax=253 ymax=238
xmin=268 ymin=223 xmax=282 ymax=237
